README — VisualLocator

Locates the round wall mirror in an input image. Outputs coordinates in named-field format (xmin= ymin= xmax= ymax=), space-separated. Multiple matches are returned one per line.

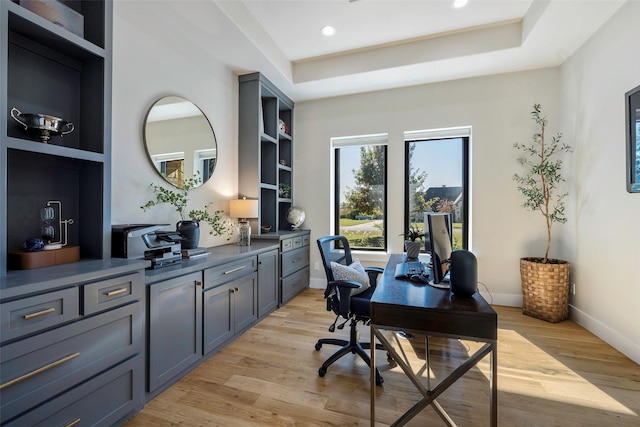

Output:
xmin=144 ymin=96 xmax=217 ymax=188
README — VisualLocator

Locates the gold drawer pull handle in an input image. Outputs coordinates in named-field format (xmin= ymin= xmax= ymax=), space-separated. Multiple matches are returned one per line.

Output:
xmin=0 ymin=352 xmax=80 ymax=390
xmin=65 ymin=418 xmax=81 ymax=427
xmin=223 ymin=266 xmax=246 ymax=275
xmin=23 ymin=307 xmax=56 ymax=320
xmin=105 ymin=287 xmax=128 ymax=297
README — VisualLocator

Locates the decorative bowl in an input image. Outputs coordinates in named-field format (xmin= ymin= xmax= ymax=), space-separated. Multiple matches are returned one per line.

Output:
xmin=261 ymin=225 xmax=272 ymax=233
xmin=11 ymin=107 xmax=74 ymax=143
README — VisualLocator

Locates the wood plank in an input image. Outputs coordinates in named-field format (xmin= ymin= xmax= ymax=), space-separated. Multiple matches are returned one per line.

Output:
xmin=125 ymin=289 xmax=640 ymax=426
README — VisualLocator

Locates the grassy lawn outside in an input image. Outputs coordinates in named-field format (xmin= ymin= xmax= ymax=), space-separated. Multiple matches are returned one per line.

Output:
xmin=338 ymin=219 xmax=462 ymax=250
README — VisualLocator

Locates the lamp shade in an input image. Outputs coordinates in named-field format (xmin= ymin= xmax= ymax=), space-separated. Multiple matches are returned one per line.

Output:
xmin=230 ymin=198 xmax=259 ymax=219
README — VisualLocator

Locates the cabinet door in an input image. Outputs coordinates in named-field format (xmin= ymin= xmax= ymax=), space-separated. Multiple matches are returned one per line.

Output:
xmin=258 ymin=249 xmax=279 ymax=317
xmin=234 ymin=272 xmax=258 ymax=333
xmin=202 ymin=283 xmax=234 ymax=355
xmin=148 ymin=272 xmax=202 ymax=392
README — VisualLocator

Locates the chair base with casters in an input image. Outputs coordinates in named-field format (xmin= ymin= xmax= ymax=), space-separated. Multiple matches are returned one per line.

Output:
xmin=315 ymin=235 xmax=392 ymax=386
xmin=315 ymin=317 xmax=387 ymax=385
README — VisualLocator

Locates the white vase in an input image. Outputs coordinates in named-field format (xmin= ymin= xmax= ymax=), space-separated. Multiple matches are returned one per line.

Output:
xmin=405 ymin=240 xmax=422 ymax=259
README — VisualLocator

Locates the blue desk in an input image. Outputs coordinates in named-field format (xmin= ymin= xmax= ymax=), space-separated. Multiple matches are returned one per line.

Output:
xmin=370 ymin=254 xmax=498 ymax=426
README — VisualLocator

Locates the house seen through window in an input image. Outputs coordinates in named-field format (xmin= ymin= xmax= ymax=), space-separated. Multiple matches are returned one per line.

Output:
xmin=404 ymin=128 xmax=470 ymax=251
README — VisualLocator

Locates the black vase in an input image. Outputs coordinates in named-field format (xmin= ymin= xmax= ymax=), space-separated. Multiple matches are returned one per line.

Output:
xmin=177 ymin=220 xmax=200 ymax=249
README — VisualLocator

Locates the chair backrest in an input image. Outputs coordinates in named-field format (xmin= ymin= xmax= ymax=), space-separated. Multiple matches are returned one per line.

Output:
xmin=317 ymin=235 xmax=354 ymax=283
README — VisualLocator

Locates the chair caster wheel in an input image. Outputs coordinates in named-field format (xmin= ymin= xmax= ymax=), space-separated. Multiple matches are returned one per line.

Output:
xmin=376 ymin=375 xmax=384 ymax=386
xmin=315 ymin=343 xmax=322 ymax=351
xmin=318 ymin=367 xmax=326 ymax=377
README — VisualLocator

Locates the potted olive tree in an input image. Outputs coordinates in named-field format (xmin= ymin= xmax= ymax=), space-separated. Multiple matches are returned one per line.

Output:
xmin=141 ymin=176 xmax=232 ymax=249
xmin=513 ymin=104 xmax=572 ymax=322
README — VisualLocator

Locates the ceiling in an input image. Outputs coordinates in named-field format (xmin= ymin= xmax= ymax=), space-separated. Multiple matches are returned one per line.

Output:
xmin=213 ymin=0 xmax=627 ymax=101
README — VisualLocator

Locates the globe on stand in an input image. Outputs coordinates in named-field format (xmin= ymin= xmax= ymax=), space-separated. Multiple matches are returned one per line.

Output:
xmin=286 ymin=207 xmax=305 ymax=230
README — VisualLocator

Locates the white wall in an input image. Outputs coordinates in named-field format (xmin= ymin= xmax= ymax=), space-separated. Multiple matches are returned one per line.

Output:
xmin=295 ymin=68 xmax=562 ymax=306
xmin=111 ymin=1 xmax=238 ymax=247
xmin=560 ymin=0 xmax=640 ymax=364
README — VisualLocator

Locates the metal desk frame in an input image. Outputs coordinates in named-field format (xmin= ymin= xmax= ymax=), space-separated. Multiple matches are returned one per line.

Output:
xmin=369 ymin=254 xmax=497 ymax=426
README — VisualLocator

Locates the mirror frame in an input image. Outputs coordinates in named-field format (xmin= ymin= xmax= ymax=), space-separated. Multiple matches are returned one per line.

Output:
xmin=143 ymin=96 xmax=217 ymax=189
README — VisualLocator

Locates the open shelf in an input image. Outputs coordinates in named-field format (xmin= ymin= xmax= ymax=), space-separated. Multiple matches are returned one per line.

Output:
xmin=239 ymin=73 xmax=294 ymax=235
xmin=1 ymin=0 xmax=110 ymax=275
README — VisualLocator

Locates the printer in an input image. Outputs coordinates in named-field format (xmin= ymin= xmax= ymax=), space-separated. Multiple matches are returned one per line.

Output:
xmin=112 ymin=224 xmax=182 ymax=269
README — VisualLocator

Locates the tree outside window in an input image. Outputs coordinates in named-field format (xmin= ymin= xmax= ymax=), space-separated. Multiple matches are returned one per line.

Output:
xmin=335 ymin=143 xmax=387 ymax=250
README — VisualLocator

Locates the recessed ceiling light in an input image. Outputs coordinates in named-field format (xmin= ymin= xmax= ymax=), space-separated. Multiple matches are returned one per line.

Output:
xmin=321 ymin=25 xmax=336 ymax=37
xmin=452 ymin=0 xmax=469 ymax=9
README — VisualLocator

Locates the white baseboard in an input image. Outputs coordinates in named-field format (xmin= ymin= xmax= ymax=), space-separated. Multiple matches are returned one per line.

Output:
xmin=479 ymin=291 xmax=522 ymax=308
xmin=569 ymin=305 xmax=640 ymax=365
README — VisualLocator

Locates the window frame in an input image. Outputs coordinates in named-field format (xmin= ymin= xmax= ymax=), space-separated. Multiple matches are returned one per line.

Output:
xmin=403 ymin=129 xmax=470 ymax=251
xmin=332 ymin=134 xmax=388 ymax=252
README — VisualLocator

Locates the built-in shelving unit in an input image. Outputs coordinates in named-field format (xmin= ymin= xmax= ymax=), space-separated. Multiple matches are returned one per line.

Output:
xmin=238 ymin=72 xmax=294 ymax=234
xmin=0 ymin=0 xmax=112 ymax=276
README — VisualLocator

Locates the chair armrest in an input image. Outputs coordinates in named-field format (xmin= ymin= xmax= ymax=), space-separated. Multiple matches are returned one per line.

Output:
xmin=326 ymin=279 xmax=361 ymax=316
xmin=365 ymin=266 xmax=384 ymax=285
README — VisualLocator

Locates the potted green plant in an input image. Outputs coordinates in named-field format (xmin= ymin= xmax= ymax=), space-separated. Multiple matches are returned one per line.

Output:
xmin=401 ymin=224 xmax=424 ymax=259
xmin=141 ymin=176 xmax=232 ymax=249
xmin=513 ymin=104 xmax=572 ymax=322
xmin=278 ymin=183 xmax=291 ymax=199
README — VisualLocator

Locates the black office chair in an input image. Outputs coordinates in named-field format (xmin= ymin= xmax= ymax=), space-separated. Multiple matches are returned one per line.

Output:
xmin=315 ymin=235 xmax=386 ymax=385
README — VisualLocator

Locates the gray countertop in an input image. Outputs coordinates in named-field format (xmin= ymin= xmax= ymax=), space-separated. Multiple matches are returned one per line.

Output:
xmin=0 ymin=258 xmax=151 ymax=301
xmin=144 ymin=241 xmax=279 ymax=285
xmin=0 ymin=242 xmax=281 ymax=300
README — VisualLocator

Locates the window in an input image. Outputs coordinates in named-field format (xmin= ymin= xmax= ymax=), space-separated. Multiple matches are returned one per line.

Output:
xmin=152 ymin=151 xmax=185 ymax=187
xmin=194 ymin=148 xmax=217 ymax=182
xmin=404 ymin=128 xmax=470 ymax=251
xmin=333 ymin=134 xmax=387 ymax=251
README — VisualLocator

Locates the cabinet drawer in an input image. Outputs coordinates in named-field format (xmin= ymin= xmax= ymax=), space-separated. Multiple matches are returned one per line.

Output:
xmin=0 ymin=288 xmax=79 ymax=343
xmin=281 ymin=246 xmax=310 ymax=277
xmin=281 ymin=266 xmax=310 ymax=304
xmin=82 ymin=272 xmax=142 ymax=315
xmin=0 ymin=303 xmax=142 ymax=423
xmin=4 ymin=356 xmax=143 ymax=427
xmin=204 ymin=257 xmax=256 ymax=289
xmin=302 ymin=234 xmax=310 ymax=246
xmin=292 ymin=236 xmax=303 ymax=249
xmin=281 ymin=238 xmax=293 ymax=252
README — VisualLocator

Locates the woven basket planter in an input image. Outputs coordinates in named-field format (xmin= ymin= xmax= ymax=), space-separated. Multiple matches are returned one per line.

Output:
xmin=520 ymin=257 xmax=570 ymax=323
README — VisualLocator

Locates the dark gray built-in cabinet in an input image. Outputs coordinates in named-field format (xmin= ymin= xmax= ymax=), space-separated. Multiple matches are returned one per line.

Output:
xmin=238 ymin=73 xmax=310 ymax=306
xmin=238 ymin=72 xmax=294 ymax=234
xmin=147 ymin=271 xmax=203 ymax=394
xmin=254 ymin=230 xmax=311 ymax=305
xmin=0 ymin=1 xmax=140 ymax=425
xmin=0 ymin=260 xmax=148 ymax=426
xmin=203 ymin=256 xmax=258 ymax=354
xmin=257 ymin=249 xmax=279 ymax=317
xmin=144 ymin=243 xmax=279 ymax=399
xmin=0 ymin=0 xmax=112 ymax=276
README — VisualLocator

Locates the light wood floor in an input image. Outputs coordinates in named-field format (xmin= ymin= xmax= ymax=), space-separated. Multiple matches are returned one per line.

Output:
xmin=125 ymin=288 xmax=640 ymax=426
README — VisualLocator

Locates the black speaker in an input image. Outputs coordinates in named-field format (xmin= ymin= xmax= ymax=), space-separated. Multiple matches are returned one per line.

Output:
xmin=450 ymin=249 xmax=477 ymax=297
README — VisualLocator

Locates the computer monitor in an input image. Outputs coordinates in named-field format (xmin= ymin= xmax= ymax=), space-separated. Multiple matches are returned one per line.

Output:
xmin=425 ymin=212 xmax=453 ymax=285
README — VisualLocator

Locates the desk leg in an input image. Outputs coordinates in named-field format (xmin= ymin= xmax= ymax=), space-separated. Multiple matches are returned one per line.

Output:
xmin=370 ymin=324 xmax=376 ymax=426
xmin=491 ymin=342 xmax=497 ymax=427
